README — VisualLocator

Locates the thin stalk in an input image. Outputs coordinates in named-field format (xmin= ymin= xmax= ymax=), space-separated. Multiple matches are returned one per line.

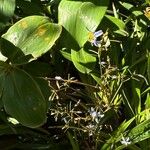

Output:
xmin=98 ymin=47 xmax=103 ymax=77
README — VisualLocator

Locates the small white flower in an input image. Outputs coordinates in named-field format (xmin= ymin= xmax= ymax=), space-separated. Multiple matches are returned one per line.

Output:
xmin=89 ymin=107 xmax=104 ymax=123
xmin=100 ymin=61 xmax=107 ymax=65
xmin=86 ymin=124 xmax=95 ymax=136
xmin=86 ymin=124 xmax=95 ymax=129
xmin=111 ymin=75 xmax=117 ymax=79
xmin=120 ymin=137 xmax=131 ymax=146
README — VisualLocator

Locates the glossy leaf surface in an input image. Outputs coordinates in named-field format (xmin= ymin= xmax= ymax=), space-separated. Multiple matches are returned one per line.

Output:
xmin=2 ymin=16 xmax=62 ymax=58
xmin=59 ymin=0 xmax=109 ymax=47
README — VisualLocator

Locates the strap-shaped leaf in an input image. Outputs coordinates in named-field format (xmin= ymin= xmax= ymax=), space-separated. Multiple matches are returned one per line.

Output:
xmin=2 ymin=16 xmax=62 ymax=58
xmin=148 ymin=52 xmax=150 ymax=83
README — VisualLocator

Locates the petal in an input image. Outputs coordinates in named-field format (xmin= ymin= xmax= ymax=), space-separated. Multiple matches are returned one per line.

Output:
xmin=94 ymin=30 xmax=103 ymax=38
xmin=93 ymin=40 xmax=101 ymax=47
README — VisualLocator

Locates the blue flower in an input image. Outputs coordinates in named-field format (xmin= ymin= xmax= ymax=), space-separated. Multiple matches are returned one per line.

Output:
xmin=88 ymin=30 xmax=103 ymax=47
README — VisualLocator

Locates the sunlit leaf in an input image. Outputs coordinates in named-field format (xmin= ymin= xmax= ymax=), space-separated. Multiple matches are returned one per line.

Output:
xmin=2 ymin=16 xmax=62 ymax=58
xmin=128 ymin=119 xmax=150 ymax=144
xmin=105 ymin=15 xmax=128 ymax=36
xmin=119 ymin=2 xmax=143 ymax=16
xmin=59 ymin=0 xmax=109 ymax=47
xmin=147 ymin=52 xmax=150 ymax=83
xmin=71 ymin=48 xmax=96 ymax=74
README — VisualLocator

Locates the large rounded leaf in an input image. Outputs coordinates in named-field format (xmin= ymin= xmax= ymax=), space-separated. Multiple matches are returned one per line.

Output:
xmin=59 ymin=0 xmax=109 ymax=47
xmin=0 ymin=62 xmax=47 ymax=128
xmin=2 ymin=16 xmax=62 ymax=58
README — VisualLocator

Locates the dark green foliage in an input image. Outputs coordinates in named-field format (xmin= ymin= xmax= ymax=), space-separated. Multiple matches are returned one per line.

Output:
xmin=0 ymin=0 xmax=149 ymax=149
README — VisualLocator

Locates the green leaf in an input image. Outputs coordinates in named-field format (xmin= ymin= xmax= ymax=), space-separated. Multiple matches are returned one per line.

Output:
xmin=0 ymin=38 xmax=33 ymax=65
xmin=23 ymin=61 xmax=54 ymax=77
xmin=90 ymin=71 xmax=102 ymax=85
xmin=71 ymin=48 xmax=96 ymax=74
xmin=119 ymin=2 xmax=143 ymax=16
xmin=59 ymin=0 xmax=109 ymax=47
xmin=0 ymin=62 xmax=47 ymax=128
xmin=0 ymin=0 xmax=15 ymax=23
xmin=147 ymin=52 xmax=150 ymax=83
xmin=102 ymin=15 xmax=127 ymax=36
xmin=60 ymin=48 xmax=72 ymax=61
xmin=101 ymin=118 xmax=135 ymax=150
xmin=105 ymin=15 xmax=125 ymax=30
xmin=128 ymin=119 xmax=150 ymax=144
xmin=59 ymin=28 xmax=80 ymax=61
xmin=145 ymin=93 xmax=150 ymax=109
xmin=34 ymin=77 xmax=52 ymax=105
xmin=67 ymin=131 xmax=79 ymax=150
xmin=146 ymin=0 xmax=150 ymax=4
xmin=2 ymin=16 xmax=62 ymax=58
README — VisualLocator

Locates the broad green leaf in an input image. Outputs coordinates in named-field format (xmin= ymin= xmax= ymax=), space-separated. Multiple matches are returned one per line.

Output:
xmin=34 ymin=77 xmax=52 ymax=104
xmin=0 ymin=62 xmax=47 ymax=128
xmin=59 ymin=0 xmax=109 ymax=47
xmin=2 ymin=16 xmax=62 ymax=58
xmin=23 ymin=61 xmax=54 ymax=77
xmin=59 ymin=28 xmax=80 ymax=61
xmin=0 ymin=0 xmax=15 ymax=23
xmin=71 ymin=48 xmax=96 ymax=74
xmin=0 ymin=38 xmax=33 ymax=65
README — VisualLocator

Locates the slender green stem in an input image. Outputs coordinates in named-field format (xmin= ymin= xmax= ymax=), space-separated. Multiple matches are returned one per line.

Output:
xmin=98 ymin=47 xmax=103 ymax=77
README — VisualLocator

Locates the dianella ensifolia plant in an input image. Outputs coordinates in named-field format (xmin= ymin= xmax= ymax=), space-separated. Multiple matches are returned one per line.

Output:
xmin=0 ymin=0 xmax=150 ymax=149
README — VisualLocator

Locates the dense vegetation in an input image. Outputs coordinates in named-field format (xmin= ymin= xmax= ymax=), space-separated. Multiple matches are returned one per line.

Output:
xmin=0 ymin=0 xmax=150 ymax=149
